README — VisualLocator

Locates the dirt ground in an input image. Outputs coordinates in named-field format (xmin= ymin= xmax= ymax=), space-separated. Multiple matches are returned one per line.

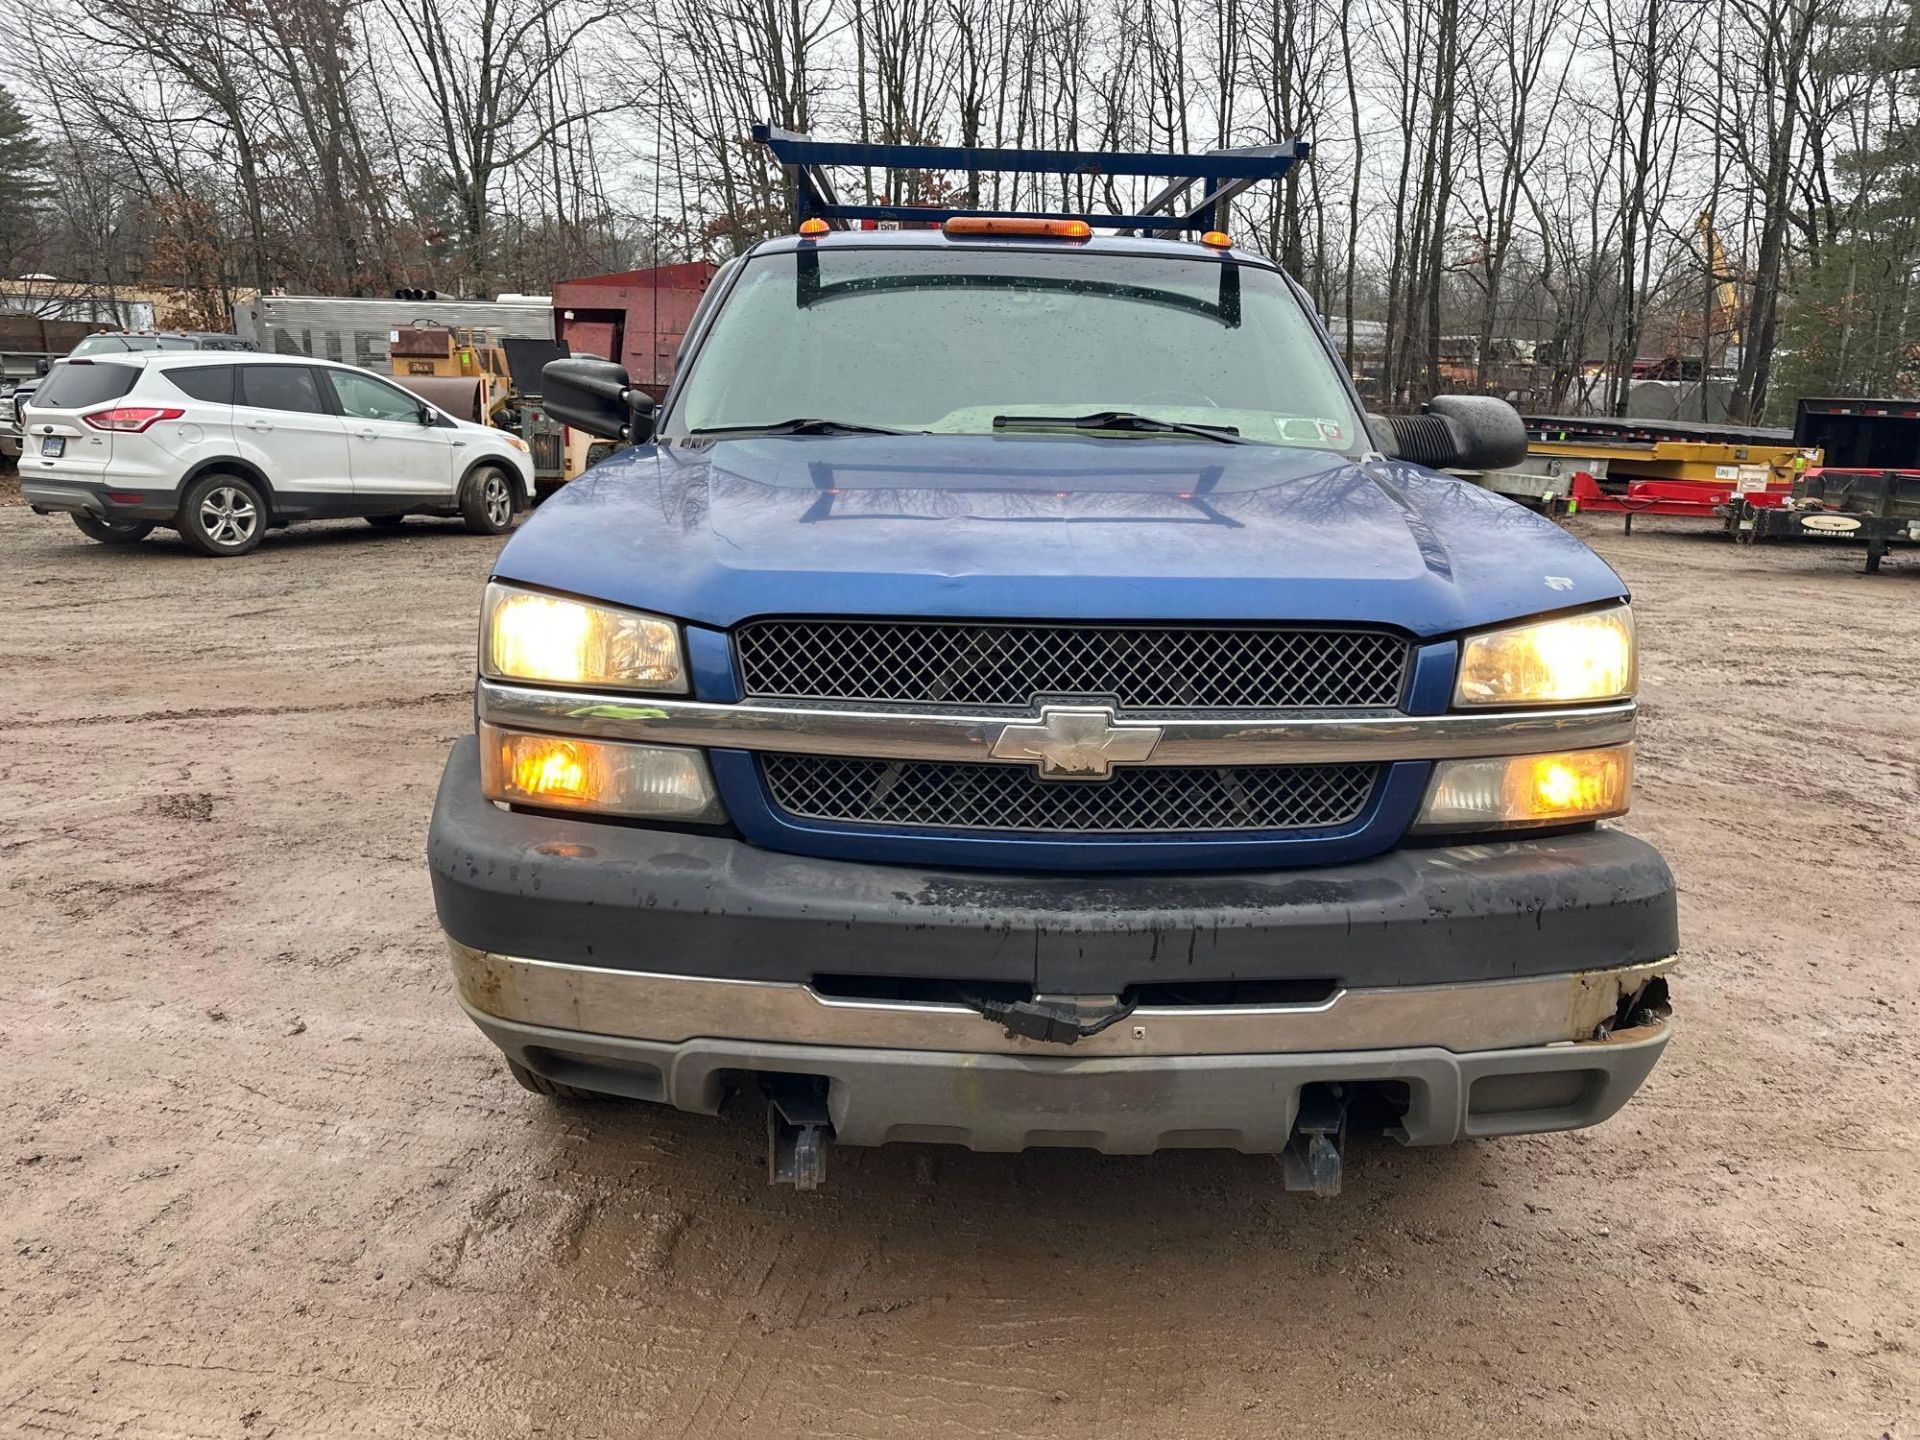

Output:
xmin=1 ymin=492 xmax=1915 ymax=1439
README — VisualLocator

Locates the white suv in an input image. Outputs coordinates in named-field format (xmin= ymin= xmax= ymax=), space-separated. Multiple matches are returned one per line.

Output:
xmin=18 ymin=352 xmax=536 ymax=556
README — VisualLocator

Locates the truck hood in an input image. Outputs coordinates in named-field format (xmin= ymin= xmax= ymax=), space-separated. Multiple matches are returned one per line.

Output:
xmin=495 ymin=434 xmax=1625 ymax=635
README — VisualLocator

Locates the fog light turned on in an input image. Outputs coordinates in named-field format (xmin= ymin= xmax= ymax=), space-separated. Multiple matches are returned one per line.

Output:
xmin=1414 ymin=744 xmax=1633 ymax=833
xmin=480 ymin=723 xmax=724 ymax=822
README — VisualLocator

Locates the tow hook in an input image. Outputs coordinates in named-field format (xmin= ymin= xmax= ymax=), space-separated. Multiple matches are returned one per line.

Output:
xmin=959 ymin=990 xmax=1137 ymax=1045
xmin=1280 ymin=1084 xmax=1347 ymax=1197
xmin=764 ymin=1075 xmax=832 ymax=1190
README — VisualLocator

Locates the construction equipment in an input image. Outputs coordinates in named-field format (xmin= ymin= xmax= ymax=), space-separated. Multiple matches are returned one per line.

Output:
xmin=386 ymin=322 xmax=512 ymax=422
xmin=1694 ymin=212 xmax=1744 ymax=354
xmin=385 ymin=324 xmax=594 ymax=494
xmin=497 ymin=337 xmax=592 ymax=494
xmin=1468 ymin=413 xmax=1814 ymax=529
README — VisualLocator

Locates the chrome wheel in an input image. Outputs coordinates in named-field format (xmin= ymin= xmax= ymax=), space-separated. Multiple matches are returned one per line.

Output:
xmin=198 ymin=486 xmax=258 ymax=547
xmin=483 ymin=472 xmax=512 ymax=527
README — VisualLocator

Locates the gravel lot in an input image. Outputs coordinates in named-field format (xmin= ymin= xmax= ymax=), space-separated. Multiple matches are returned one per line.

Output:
xmin=2 ymin=493 xmax=1915 ymax=1438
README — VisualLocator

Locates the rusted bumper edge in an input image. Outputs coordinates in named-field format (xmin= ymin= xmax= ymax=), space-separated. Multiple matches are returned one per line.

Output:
xmin=450 ymin=940 xmax=1674 ymax=1151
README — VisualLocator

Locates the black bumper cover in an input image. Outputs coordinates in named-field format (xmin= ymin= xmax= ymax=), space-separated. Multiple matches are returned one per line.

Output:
xmin=428 ymin=735 xmax=1677 ymax=993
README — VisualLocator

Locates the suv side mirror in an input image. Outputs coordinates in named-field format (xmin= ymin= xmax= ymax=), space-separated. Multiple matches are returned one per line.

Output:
xmin=1370 ymin=396 xmax=1527 ymax=473
xmin=34 ymin=358 xmax=49 ymax=376
xmin=542 ymin=356 xmax=657 ymax=443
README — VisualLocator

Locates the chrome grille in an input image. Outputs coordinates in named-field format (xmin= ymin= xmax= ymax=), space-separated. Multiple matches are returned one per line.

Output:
xmin=736 ymin=620 xmax=1409 ymax=712
xmin=761 ymin=755 xmax=1379 ymax=834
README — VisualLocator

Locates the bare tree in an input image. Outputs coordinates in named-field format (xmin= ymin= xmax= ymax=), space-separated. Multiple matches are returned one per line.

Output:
xmin=381 ymin=0 xmax=621 ymax=286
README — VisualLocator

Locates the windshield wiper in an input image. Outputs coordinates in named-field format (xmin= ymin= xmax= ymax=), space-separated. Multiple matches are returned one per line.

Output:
xmin=687 ymin=417 xmax=909 ymax=438
xmin=992 ymin=410 xmax=1248 ymax=444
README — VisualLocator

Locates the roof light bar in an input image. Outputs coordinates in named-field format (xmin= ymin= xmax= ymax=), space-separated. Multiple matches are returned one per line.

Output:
xmin=942 ymin=217 xmax=1092 ymax=240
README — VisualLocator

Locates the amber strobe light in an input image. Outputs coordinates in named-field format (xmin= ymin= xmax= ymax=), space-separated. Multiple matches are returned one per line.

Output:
xmin=797 ymin=218 xmax=829 ymax=236
xmin=941 ymin=217 xmax=1092 ymax=239
xmin=480 ymin=724 xmax=724 ymax=822
xmin=1413 ymin=745 xmax=1633 ymax=833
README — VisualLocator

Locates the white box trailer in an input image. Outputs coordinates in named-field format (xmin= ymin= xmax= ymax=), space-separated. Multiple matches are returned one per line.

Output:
xmin=235 ymin=295 xmax=554 ymax=372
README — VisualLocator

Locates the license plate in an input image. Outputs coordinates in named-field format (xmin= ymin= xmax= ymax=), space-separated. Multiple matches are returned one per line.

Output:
xmin=40 ymin=436 xmax=65 ymax=458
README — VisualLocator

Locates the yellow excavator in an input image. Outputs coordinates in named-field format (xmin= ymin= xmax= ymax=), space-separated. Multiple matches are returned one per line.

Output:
xmin=1695 ymin=212 xmax=1744 ymax=356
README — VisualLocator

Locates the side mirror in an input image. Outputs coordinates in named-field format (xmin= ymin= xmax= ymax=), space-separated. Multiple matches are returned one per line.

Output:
xmin=34 ymin=358 xmax=49 ymax=376
xmin=1371 ymin=396 xmax=1527 ymax=472
xmin=542 ymin=356 xmax=657 ymax=443
xmin=416 ymin=404 xmax=436 ymax=426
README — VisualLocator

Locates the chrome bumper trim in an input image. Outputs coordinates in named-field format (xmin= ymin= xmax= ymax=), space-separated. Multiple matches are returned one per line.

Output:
xmin=476 ymin=681 xmax=1637 ymax=767
xmin=448 ymin=939 xmax=1674 ymax=1057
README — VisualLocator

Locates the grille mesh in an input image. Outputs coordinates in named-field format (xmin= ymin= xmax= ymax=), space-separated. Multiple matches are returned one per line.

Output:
xmin=762 ymin=755 xmax=1379 ymax=835
xmin=736 ymin=620 xmax=1408 ymax=712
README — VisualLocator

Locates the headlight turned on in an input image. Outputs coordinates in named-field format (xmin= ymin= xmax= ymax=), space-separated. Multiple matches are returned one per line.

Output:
xmin=1413 ymin=744 xmax=1633 ymax=834
xmin=481 ymin=583 xmax=687 ymax=692
xmin=1454 ymin=606 xmax=1636 ymax=707
xmin=479 ymin=723 xmax=725 ymax=822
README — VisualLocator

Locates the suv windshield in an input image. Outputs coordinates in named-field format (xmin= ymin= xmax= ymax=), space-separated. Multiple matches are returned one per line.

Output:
xmin=668 ymin=246 xmax=1364 ymax=451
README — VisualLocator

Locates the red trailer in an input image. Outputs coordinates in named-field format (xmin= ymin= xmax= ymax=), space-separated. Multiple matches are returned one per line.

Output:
xmin=552 ymin=262 xmax=718 ymax=399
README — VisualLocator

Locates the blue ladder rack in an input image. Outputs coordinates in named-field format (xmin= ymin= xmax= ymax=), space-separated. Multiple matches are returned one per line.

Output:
xmin=750 ymin=124 xmax=1310 ymax=234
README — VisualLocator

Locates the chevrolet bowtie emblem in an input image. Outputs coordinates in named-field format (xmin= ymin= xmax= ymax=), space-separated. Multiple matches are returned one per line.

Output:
xmin=990 ymin=706 xmax=1164 ymax=779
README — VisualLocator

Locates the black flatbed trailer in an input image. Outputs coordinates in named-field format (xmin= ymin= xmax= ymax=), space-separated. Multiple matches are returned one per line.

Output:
xmin=1523 ymin=414 xmax=1794 ymax=447
xmin=1726 ymin=398 xmax=1920 ymax=571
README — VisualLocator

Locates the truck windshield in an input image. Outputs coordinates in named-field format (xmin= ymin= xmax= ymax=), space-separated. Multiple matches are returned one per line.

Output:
xmin=668 ymin=246 xmax=1364 ymax=452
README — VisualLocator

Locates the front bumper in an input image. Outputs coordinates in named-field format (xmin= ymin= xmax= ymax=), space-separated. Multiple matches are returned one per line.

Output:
xmin=430 ymin=736 xmax=1677 ymax=993
xmin=458 ymin=965 xmax=1671 ymax=1151
xmin=431 ymin=735 xmax=1677 ymax=1149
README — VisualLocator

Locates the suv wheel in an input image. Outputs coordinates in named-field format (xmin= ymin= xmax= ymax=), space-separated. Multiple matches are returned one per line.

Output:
xmin=179 ymin=474 xmax=266 ymax=557
xmin=459 ymin=465 xmax=516 ymax=535
xmin=72 ymin=514 xmax=154 ymax=546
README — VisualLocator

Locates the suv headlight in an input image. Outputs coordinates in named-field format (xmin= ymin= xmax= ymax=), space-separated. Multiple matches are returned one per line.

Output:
xmin=1455 ymin=605 xmax=1635 ymax=707
xmin=481 ymin=583 xmax=687 ymax=692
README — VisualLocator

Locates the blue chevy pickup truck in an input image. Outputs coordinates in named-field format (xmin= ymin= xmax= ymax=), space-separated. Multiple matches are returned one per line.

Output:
xmin=428 ymin=134 xmax=1674 ymax=1192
